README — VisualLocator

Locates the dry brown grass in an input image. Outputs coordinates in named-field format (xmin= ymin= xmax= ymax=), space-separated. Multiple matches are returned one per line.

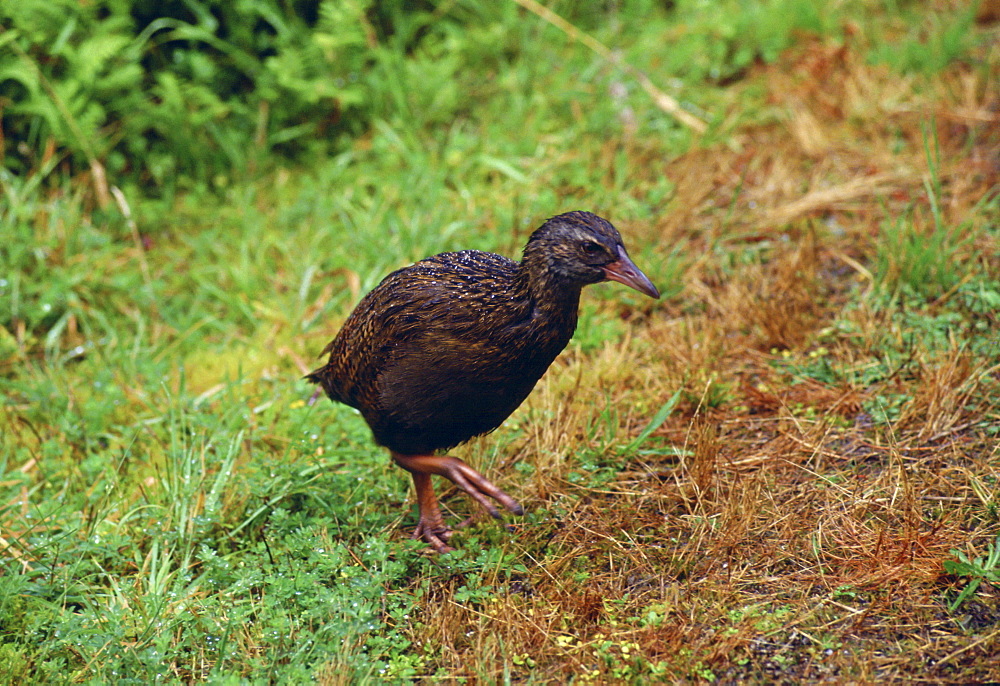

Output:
xmin=392 ymin=28 xmax=1000 ymax=684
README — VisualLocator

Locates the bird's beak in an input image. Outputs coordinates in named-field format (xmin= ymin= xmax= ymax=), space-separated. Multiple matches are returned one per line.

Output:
xmin=603 ymin=246 xmax=660 ymax=299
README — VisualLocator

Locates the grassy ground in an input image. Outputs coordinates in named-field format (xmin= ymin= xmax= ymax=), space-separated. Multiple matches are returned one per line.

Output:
xmin=2 ymin=1 xmax=999 ymax=683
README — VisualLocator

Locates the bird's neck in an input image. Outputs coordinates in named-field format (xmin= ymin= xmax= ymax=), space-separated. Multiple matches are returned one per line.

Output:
xmin=513 ymin=251 xmax=583 ymax=332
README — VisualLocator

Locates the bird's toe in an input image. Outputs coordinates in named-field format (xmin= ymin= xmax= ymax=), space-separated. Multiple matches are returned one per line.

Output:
xmin=442 ymin=457 xmax=523 ymax=517
xmin=412 ymin=519 xmax=455 ymax=553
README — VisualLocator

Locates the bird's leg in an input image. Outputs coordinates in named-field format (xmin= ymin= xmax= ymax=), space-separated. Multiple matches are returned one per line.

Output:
xmin=392 ymin=452 xmax=524 ymax=552
xmin=408 ymin=471 xmax=454 ymax=553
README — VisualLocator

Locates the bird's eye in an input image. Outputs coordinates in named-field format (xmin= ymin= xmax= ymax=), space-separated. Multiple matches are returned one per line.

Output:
xmin=582 ymin=241 xmax=604 ymax=255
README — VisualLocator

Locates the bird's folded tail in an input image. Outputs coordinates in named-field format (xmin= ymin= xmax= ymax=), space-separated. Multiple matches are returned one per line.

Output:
xmin=304 ymin=367 xmax=332 ymax=406
xmin=303 ymin=369 xmax=322 ymax=384
xmin=304 ymin=366 xmax=352 ymax=407
xmin=304 ymin=366 xmax=333 ymax=390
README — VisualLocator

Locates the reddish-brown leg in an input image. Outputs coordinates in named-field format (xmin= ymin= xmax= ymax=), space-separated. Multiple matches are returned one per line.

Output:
xmin=409 ymin=471 xmax=454 ymax=553
xmin=392 ymin=452 xmax=523 ymax=552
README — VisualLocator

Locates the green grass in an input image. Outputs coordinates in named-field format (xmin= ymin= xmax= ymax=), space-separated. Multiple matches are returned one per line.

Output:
xmin=3 ymin=0 xmax=1000 ymax=682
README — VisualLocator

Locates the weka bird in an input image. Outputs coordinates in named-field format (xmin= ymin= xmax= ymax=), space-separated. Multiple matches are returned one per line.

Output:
xmin=307 ymin=211 xmax=659 ymax=552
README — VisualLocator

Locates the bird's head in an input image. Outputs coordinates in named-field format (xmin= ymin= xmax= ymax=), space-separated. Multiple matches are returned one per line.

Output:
xmin=525 ymin=211 xmax=660 ymax=299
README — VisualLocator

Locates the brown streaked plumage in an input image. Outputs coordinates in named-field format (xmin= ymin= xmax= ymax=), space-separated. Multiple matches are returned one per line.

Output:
xmin=307 ymin=211 xmax=659 ymax=552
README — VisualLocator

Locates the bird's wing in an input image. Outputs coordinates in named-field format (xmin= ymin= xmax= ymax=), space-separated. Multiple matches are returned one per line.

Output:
xmin=315 ymin=250 xmax=521 ymax=408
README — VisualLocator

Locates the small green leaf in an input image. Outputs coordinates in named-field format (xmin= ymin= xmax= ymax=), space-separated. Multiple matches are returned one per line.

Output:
xmin=623 ymin=390 xmax=682 ymax=454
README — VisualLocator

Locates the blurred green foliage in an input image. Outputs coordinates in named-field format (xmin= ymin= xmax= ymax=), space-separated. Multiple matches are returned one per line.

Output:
xmin=1 ymin=0 xmax=387 ymax=193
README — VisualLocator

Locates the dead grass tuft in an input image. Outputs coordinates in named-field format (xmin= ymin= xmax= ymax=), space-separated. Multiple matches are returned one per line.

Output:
xmin=897 ymin=347 xmax=988 ymax=440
